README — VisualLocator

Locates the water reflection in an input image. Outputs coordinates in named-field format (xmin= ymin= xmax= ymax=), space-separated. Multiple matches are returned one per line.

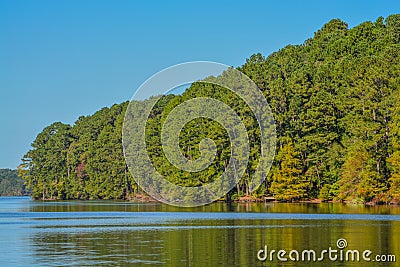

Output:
xmin=0 ymin=197 xmax=399 ymax=267
xmin=6 ymin=197 xmax=400 ymax=215
xmin=28 ymin=219 xmax=399 ymax=266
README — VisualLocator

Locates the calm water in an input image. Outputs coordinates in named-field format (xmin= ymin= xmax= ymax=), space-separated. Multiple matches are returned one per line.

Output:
xmin=0 ymin=197 xmax=399 ymax=266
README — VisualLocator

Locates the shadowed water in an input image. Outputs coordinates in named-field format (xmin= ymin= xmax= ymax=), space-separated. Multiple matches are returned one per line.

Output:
xmin=0 ymin=197 xmax=399 ymax=266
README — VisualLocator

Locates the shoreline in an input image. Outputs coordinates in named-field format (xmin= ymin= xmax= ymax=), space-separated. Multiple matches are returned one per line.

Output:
xmin=21 ymin=194 xmax=400 ymax=206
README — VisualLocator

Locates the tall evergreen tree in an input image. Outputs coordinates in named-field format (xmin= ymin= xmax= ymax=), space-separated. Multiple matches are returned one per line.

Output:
xmin=270 ymin=141 xmax=308 ymax=201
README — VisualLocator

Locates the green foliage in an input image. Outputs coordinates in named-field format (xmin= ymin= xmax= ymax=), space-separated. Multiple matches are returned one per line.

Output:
xmin=19 ymin=104 xmax=135 ymax=200
xmin=270 ymin=141 xmax=308 ymax=201
xmin=19 ymin=15 xmax=400 ymax=202
xmin=387 ymin=89 xmax=400 ymax=203
xmin=19 ymin=122 xmax=72 ymax=199
xmin=0 ymin=169 xmax=28 ymax=196
xmin=239 ymin=14 xmax=400 ymax=202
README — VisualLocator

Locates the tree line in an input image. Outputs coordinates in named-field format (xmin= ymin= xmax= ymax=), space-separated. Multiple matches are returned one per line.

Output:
xmin=0 ymin=169 xmax=28 ymax=196
xmin=19 ymin=15 xmax=400 ymax=203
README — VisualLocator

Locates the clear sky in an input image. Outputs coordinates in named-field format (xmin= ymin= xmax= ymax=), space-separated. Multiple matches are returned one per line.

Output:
xmin=0 ymin=0 xmax=399 ymax=169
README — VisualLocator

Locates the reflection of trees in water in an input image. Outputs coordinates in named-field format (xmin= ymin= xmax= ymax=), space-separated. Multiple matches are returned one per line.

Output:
xmin=29 ymin=218 xmax=400 ymax=267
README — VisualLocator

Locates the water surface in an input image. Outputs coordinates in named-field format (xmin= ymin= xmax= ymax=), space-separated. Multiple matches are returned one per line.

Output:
xmin=0 ymin=197 xmax=399 ymax=266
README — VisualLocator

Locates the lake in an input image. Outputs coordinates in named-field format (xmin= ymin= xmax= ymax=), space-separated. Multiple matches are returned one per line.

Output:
xmin=0 ymin=197 xmax=399 ymax=266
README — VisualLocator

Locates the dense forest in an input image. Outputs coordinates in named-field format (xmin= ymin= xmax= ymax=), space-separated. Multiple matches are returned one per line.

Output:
xmin=19 ymin=15 xmax=400 ymax=204
xmin=0 ymin=169 xmax=28 ymax=196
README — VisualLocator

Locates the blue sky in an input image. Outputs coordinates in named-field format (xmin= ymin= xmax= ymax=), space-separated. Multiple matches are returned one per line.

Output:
xmin=0 ymin=0 xmax=399 ymax=169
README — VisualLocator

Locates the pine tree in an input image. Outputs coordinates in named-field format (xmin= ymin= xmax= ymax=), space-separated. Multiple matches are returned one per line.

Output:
xmin=387 ymin=89 xmax=400 ymax=203
xmin=270 ymin=141 xmax=308 ymax=201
